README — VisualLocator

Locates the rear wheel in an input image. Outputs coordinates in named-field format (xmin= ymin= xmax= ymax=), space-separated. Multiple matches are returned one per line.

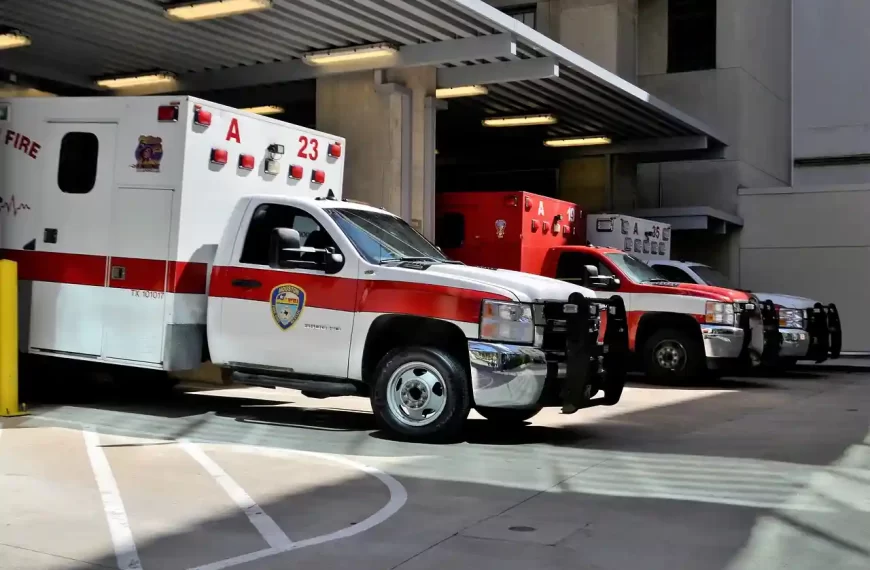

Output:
xmin=371 ymin=346 xmax=471 ymax=441
xmin=643 ymin=328 xmax=704 ymax=380
xmin=476 ymin=406 xmax=542 ymax=425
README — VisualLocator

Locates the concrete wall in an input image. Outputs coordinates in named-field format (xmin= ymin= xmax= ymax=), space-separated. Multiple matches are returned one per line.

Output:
xmin=794 ymin=0 xmax=870 ymax=161
xmin=738 ymin=185 xmax=870 ymax=352
xmin=637 ymin=0 xmax=792 ymax=215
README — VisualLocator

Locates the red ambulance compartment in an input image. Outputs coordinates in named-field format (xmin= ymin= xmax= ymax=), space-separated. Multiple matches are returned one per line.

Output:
xmin=435 ymin=191 xmax=584 ymax=274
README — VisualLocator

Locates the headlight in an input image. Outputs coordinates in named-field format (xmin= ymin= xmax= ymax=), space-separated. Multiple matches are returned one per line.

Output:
xmin=480 ymin=300 xmax=534 ymax=344
xmin=778 ymin=308 xmax=806 ymax=330
xmin=705 ymin=301 xmax=735 ymax=326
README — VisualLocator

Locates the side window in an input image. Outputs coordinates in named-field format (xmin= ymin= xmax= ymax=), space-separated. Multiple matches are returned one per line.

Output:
xmin=653 ymin=265 xmax=694 ymax=283
xmin=435 ymin=212 xmax=465 ymax=249
xmin=554 ymin=253 xmax=612 ymax=285
xmin=239 ymin=203 xmax=336 ymax=266
xmin=58 ymin=132 xmax=99 ymax=194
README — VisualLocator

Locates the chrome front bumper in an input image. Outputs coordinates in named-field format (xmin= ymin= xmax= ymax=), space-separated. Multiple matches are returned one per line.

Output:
xmin=468 ymin=342 xmax=547 ymax=409
xmin=779 ymin=328 xmax=811 ymax=358
xmin=701 ymin=325 xmax=747 ymax=359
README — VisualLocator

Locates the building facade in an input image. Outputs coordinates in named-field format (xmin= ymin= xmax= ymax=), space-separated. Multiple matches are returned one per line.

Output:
xmin=487 ymin=0 xmax=868 ymax=352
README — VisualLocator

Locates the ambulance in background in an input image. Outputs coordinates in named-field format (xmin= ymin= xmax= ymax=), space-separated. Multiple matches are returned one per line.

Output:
xmin=649 ymin=260 xmax=842 ymax=365
xmin=0 ymin=96 xmax=629 ymax=440
xmin=437 ymin=192 xmax=780 ymax=380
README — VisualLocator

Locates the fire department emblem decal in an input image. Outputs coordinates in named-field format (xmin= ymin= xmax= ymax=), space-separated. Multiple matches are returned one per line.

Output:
xmin=270 ymin=284 xmax=306 ymax=330
xmin=134 ymin=135 xmax=163 ymax=172
xmin=495 ymin=219 xmax=507 ymax=239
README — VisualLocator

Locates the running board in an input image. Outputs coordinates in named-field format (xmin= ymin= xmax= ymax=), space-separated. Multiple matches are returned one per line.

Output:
xmin=231 ymin=371 xmax=362 ymax=396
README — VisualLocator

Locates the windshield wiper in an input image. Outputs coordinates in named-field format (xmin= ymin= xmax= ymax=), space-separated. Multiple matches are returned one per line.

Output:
xmin=379 ymin=256 xmax=463 ymax=266
xmin=641 ymin=278 xmax=672 ymax=283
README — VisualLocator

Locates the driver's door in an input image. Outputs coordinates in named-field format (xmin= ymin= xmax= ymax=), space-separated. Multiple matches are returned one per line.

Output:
xmin=217 ymin=202 xmax=358 ymax=378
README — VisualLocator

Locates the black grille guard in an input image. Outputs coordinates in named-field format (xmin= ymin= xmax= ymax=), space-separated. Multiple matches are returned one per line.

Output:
xmin=738 ymin=297 xmax=780 ymax=365
xmin=557 ymin=293 xmax=629 ymax=413
xmin=827 ymin=303 xmax=842 ymax=359
xmin=807 ymin=302 xmax=830 ymax=363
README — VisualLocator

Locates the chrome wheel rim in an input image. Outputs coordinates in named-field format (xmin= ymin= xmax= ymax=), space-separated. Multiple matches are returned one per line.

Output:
xmin=386 ymin=362 xmax=447 ymax=427
xmin=654 ymin=340 xmax=687 ymax=372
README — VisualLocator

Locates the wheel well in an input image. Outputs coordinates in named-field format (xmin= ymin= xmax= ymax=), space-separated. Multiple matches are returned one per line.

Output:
xmin=636 ymin=312 xmax=702 ymax=351
xmin=361 ymin=315 xmax=471 ymax=386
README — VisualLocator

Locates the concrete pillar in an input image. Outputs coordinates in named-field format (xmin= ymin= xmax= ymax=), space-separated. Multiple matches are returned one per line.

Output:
xmin=316 ymin=67 xmax=437 ymax=238
xmin=554 ymin=0 xmax=637 ymax=81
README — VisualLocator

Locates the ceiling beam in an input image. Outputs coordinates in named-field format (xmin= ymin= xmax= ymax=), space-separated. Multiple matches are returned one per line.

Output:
xmin=0 ymin=52 xmax=99 ymax=91
xmin=177 ymin=34 xmax=517 ymax=93
xmin=437 ymin=57 xmax=559 ymax=88
xmin=557 ymin=135 xmax=710 ymax=158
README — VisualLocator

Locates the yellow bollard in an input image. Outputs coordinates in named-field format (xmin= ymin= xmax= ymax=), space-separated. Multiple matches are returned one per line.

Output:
xmin=0 ymin=260 xmax=27 ymax=417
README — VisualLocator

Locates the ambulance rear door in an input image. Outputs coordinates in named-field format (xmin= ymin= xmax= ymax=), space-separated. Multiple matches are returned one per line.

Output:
xmin=29 ymin=122 xmax=117 ymax=357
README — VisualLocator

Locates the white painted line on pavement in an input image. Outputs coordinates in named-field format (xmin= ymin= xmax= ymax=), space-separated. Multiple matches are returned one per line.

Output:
xmin=83 ymin=430 xmax=142 ymax=570
xmin=186 ymin=445 xmax=408 ymax=570
xmin=179 ymin=440 xmax=293 ymax=551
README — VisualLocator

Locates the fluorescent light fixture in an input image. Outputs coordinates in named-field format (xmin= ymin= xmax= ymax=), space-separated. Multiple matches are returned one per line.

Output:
xmin=482 ymin=114 xmax=557 ymax=127
xmin=242 ymin=105 xmax=284 ymax=115
xmin=544 ymin=136 xmax=612 ymax=147
xmin=96 ymin=73 xmax=175 ymax=89
xmin=0 ymin=30 xmax=31 ymax=50
xmin=165 ymin=0 xmax=272 ymax=21
xmin=435 ymin=85 xmax=488 ymax=99
xmin=0 ymin=87 xmax=54 ymax=97
xmin=303 ymin=42 xmax=398 ymax=66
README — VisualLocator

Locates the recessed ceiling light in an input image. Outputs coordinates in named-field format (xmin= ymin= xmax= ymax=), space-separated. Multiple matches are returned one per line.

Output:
xmin=303 ymin=42 xmax=398 ymax=66
xmin=165 ymin=0 xmax=272 ymax=22
xmin=242 ymin=105 xmax=284 ymax=115
xmin=482 ymin=114 xmax=557 ymax=127
xmin=436 ymin=85 xmax=488 ymax=99
xmin=544 ymin=136 xmax=612 ymax=147
xmin=0 ymin=30 xmax=31 ymax=50
xmin=95 ymin=73 xmax=175 ymax=89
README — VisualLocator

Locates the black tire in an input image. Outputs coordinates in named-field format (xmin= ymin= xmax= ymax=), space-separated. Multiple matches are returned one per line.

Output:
xmin=642 ymin=327 xmax=705 ymax=380
xmin=371 ymin=346 xmax=471 ymax=441
xmin=476 ymin=406 xmax=542 ymax=425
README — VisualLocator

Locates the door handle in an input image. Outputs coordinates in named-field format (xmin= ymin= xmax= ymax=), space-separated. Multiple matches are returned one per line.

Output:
xmin=231 ymin=279 xmax=261 ymax=288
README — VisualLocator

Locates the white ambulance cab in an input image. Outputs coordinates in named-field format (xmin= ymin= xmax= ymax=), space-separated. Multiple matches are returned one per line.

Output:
xmin=0 ymin=96 xmax=630 ymax=440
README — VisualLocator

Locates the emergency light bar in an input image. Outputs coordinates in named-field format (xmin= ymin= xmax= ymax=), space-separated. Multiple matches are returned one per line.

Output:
xmin=164 ymin=0 xmax=272 ymax=22
xmin=0 ymin=29 xmax=31 ymax=50
xmin=303 ymin=42 xmax=398 ymax=66
xmin=97 ymin=73 xmax=175 ymax=90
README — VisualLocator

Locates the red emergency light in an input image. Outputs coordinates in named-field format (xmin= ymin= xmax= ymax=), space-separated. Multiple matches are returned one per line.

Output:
xmin=504 ymin=195 xmax=518 ymax=207
xmin=238 ymin=154 xmax=255 ymax=170
xmin=328 ymin=143 xmax=342 ymax=158
xmin=193 ymin=106 xmax=212 ymax=127
xmin=542 ymin=221 xmax=550 ymax=234
xmin=289 ymin=164 xmax=304 ymax=180
xmin=210 ymin=148 xmax=228 ymax=165
xmin=524 ymin=196 xmax=532 ymax=211
xmin=531 ymin=219 xmax=539 ymax=232
xmin=158 ymin=105 xmax=179 ymax=122
xmin=312 ymin=169 xmax=326 ymax=184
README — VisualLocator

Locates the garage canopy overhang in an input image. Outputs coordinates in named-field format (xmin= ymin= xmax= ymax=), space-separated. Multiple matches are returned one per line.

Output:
xmin=1 ymin=0 xmax=725 ymax=151
xmin=630 ymin=207 xmax=744 ymax=235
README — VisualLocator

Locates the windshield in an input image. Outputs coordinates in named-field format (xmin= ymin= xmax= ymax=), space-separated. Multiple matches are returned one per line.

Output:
xmin=692 ymin=265 xmax=733 ymax=288
xmin=325 ymin=207 xmax=452 ymax=264
xmin=604 ymin=253 xmax=669 ymax=283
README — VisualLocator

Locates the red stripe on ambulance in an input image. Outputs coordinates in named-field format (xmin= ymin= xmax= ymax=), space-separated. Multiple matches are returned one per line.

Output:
xmin=208 ymin=265 xmax=510 ymax=323
xmin=0 ymin=249 xmax=208 ymax=294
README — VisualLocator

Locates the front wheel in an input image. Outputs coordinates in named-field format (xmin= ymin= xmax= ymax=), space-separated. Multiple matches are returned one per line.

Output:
xmin=371 ymin=346 xmax=471 ymax=441
xmin=642 ymin=328 xmax=704 ymax=380
xmin=476 ymin=406 xmax=542 ymax=425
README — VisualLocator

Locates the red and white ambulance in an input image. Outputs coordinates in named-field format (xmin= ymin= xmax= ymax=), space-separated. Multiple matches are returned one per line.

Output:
xmin=436 ymin=192 xmax=781 ymax=379
xmin=0 ymin=96 xmax=629 ymax=440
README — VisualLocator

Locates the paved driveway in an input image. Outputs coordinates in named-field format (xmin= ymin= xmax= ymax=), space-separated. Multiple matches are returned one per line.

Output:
xmin=1 ymin=366 xmax=868 ymax=570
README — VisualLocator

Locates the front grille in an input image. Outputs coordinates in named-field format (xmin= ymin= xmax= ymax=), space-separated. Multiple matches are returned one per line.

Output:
xmin=537 ymin=300 xmax=600 ymax=358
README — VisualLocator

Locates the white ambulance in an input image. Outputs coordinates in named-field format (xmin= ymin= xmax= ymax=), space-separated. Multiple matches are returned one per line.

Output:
xmin=0 ymin=96 xmax=630 ymax=440
xmin=586 ymin=214 xmax=671 ymax=261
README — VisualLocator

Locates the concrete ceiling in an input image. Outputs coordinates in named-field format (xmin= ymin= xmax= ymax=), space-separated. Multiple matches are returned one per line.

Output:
xmin=0 ymin=0 xmax=725 ymax=147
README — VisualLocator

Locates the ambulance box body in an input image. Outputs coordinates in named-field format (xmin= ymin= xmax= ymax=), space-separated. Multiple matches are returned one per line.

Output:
xmin=586 ymin=214 xmax=671 ymax=261
xmin=435 ymin=191 xmax=582 ymax=273
xmin=0 ymin=95 xmax=345 ymax=370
